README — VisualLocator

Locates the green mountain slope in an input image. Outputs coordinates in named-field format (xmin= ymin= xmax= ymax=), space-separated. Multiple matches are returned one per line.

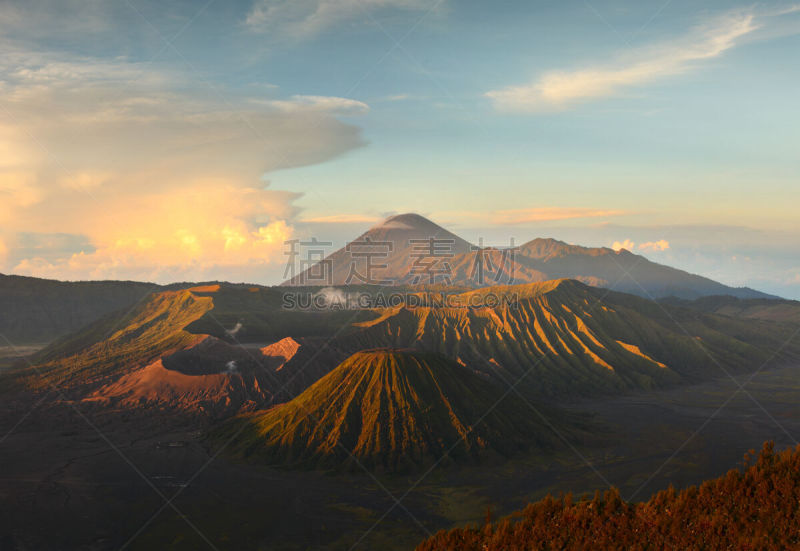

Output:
xmin=214 ymin=349 xmax=566 ymax=472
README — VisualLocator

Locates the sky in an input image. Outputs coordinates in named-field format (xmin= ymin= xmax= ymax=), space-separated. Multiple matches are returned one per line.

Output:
xmin=0 ymin=0 xmax=799 ymax=297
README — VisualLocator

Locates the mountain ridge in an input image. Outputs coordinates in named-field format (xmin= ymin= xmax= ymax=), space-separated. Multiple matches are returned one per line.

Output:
xmin=282 ymin=213 xmax=774 ymax=300
xmin=16 ymin=278 xmax=800 ymax=414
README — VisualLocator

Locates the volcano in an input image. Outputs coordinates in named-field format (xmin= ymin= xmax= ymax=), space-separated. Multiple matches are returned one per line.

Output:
xmin=214 ymin=349 xmax=565 ymax=472
xmin=283 ymin=213 xmax=772 ymax=300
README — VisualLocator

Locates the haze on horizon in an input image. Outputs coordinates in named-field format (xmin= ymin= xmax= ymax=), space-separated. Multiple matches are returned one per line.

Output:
xmin=0 ymin=0 xmax=798 ymax=298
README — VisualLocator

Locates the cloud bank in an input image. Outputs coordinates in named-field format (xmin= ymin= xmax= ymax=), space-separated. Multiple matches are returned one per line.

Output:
xmin=0 ymin=49 xmax=368 ymax=282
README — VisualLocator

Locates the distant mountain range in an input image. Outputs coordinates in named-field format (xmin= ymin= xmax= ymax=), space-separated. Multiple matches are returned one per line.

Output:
xmin=284 ymin=213 xmax=773 ymax=300
xmin=0 ymin=213 xmax=781 ymax=347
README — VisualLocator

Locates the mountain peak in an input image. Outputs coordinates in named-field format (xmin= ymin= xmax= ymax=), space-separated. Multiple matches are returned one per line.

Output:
xmin=374 ymin=212 xmax=444 ymax=232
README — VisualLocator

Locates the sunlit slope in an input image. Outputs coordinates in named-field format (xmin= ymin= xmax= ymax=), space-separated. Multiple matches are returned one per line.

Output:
xmin=338 ymin=280 xmax=799 ymax=397
xmin=19 ymin=279 xmax=799 ymax=407
xmin=216 ymin=349 xmax=564 ymax=472
xmin=26 ymin=287 xmax=215 ymax=390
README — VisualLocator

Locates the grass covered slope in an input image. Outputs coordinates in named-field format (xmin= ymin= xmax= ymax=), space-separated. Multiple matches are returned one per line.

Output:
xmin=215 ymin=349 xmax=566 ymax=473
xmin=418 ymin=441 xmax=800 ymax=550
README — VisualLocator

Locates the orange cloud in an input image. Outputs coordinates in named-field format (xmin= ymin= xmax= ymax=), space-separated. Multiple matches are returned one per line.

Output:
xmin=11 ymin=185 xmax=294 ymax=282
xmin=299 ymin=214 xmax=381 ymax=224
xmin=612 ymin=239 xmax=635 ymax=252
xmin=495 ymin=207 xmax=626 ymax=224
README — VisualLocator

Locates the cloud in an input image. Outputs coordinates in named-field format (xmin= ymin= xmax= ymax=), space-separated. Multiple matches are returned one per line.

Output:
xmin=264 ymin=95 xmax=369 ymax=115
xmin=612 ymin=239 xmax=635 ymax=252
xmin=639 ymin=239 xmax=670 ymax=252
xmin=245 ymin=0 xmax=434 ymax=37
xmin=0 ymin=48 xmax=367 ymax=282
xmin=10 ymin=186 xmax=295 ymax=282
xmin=494 ymin=207 xmax=626 ymax=224
xmin=59 ymin=171 xmax=113 ymax=191
xmin=486 ymin=9 xmax=763 ymax=112
xmin=299 ymin=214 xmax=380 ymax=224
xmin=13 ymin=232 xmax=95 ymax=262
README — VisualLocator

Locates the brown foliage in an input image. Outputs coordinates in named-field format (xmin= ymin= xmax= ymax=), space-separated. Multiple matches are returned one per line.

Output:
xmin=417 ymin=442 xmax=800 ymax=550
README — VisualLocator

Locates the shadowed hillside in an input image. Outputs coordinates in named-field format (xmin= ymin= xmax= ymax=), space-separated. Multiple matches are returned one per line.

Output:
xmin=662 ymin=295 xmax=800 ymax=324
xmin=515 ymin=238 xmax=771 ymax=299
xmin=0 ymin=273 xmax=159 ymax=345
xmin=213 ymin=349 xmax=568 ymax=472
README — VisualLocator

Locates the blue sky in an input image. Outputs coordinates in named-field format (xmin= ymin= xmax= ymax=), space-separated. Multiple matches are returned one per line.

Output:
xmin=0 ymin=0 xmax=798 ymax=297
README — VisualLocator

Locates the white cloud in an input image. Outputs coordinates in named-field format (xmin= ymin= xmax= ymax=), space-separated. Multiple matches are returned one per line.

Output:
xmin=265 ymin=95 xmax=370 ymax=115
xmin=245 ymin=0 xmax=434 ymax=36
xmin=612 ymin=239 xmax=635 ymax=252
xmin=639 ymin=239 xmax=670 ymax=252
xmin=486 ymin=9 xmax=762 ymax=112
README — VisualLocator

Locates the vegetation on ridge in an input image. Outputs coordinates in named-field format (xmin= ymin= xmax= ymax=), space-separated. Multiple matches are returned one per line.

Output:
xmin=418 ymin=441 xmax=800 ymax=550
